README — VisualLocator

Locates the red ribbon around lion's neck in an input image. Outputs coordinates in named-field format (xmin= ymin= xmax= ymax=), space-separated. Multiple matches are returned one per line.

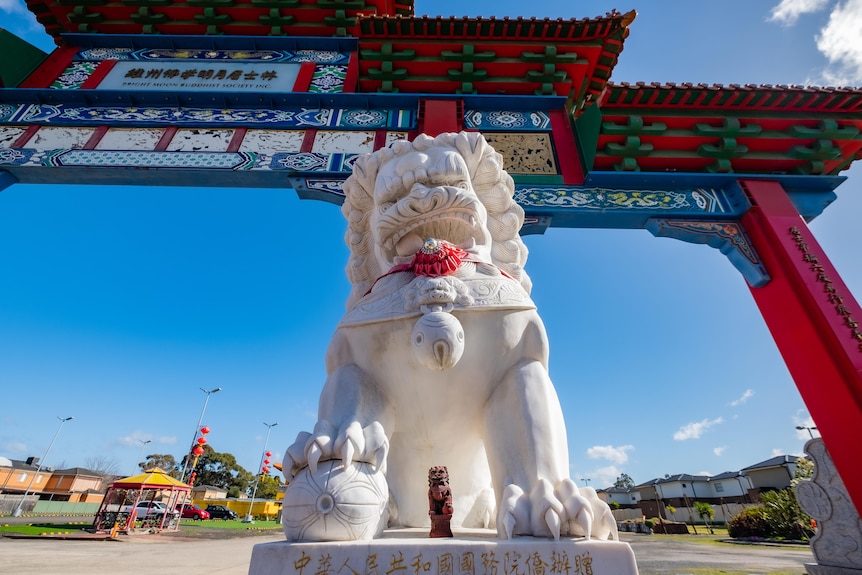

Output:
xmin=364 ymin=238 xmax=512 ymax=297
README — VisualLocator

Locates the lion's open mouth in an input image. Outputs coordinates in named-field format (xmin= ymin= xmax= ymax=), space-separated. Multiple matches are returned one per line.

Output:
xmin=375 ymin=189 xmax=486 ymax=266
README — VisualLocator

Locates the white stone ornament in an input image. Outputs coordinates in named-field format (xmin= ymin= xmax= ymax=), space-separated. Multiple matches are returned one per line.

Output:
xmin=281 ymin=132 xmax=618 ymax=542
xmin=282 ymin=460 xmax=388 ymax=541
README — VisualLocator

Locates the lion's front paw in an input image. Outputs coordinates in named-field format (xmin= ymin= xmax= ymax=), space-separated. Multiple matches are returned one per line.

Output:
xmin=284 ymin=419 xmax=388 ymax=482
xmin=497 ymin=479 xmax=616 ymax=541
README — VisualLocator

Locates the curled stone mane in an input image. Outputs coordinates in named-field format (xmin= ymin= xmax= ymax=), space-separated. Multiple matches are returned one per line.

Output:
xmin=341 ymin=132 xmax=531 ymax=310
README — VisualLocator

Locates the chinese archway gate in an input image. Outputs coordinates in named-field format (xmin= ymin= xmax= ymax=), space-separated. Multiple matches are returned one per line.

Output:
xmin=1 ymin=2 xmax=861 ymax=514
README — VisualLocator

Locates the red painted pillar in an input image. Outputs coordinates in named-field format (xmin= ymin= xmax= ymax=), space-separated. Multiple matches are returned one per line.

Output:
xmin=740 ymin=179 xmax=862 ymax=514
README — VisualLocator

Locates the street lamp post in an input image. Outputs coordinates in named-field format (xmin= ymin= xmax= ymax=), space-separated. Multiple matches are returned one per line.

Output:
xmin=181 ymin=387 xmax=221 ymax=482
xmin=580 ymin=478 xmax=591 ymax=487
xmin=244 ymin=421 xmax=278 ymax=523
xmin=796 ymin=425 xmax=818 ymax=439
xmin=133 ymin=439 xmax=152 ymax=475
xmin=12 ymin=416 xmax=73 ymax=517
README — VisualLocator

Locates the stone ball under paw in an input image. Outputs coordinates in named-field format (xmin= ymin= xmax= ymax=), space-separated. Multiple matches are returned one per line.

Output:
xmin=282 ymin=460 xmax=388 ymax=541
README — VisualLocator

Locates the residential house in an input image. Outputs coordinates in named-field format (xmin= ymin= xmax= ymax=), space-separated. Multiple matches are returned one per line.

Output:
xmin=741 ymin=455 xmax=800 ymax=499
xmin=190 ymin=484 xmax=228 ymax=500
xmin=597 ymin=486 xmax=640 ymax=508
xmin=0 ymin=457 xmax=49 ymax=495
xmin=705 ymin=471 xmax=752 ymax=503
xmin=43 ymin=468 xmax=105 ymax=503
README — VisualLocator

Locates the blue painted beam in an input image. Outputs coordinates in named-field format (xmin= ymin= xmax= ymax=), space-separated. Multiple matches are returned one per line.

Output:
xmin=0 ymin=170 xmax=17 ymax=192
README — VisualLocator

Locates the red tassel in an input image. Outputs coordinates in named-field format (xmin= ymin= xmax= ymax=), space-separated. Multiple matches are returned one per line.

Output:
xmin=412 ymin=239 xmax=467 ymax=277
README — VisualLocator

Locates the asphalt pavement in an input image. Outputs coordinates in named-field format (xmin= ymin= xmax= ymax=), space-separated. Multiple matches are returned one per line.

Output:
xmin=0 ymin=522 xmax=813 ymax=575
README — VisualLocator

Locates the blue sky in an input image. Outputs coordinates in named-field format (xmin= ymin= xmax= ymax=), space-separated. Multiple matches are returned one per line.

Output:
xmin=1 ymin=0 xmax=860 ymax=488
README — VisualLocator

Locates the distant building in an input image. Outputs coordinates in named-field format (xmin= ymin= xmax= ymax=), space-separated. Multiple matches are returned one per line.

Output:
xmin=597 ymin=486 xmax=640 ymax=508
xmin=190 ymin=484 xmax=228 ymax=500
xmin=741 ymin=455 xmax=800 ymax=498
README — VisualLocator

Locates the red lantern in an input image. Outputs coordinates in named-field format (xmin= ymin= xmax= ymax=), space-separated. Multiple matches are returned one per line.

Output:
xmin=197 ymin=437 xmax=207 ymax=444
xmin=200 ymin=426 xmax=210 ymax=435
xmin=192 ymin=446 xmax=204 ymax=455
xmin=265 ymin=451 xmax=272 ymax=457
xmin=263 ymin=459 xmax=270 ymax=465
xmin=262 ymin=466 xmax=269 ymax=473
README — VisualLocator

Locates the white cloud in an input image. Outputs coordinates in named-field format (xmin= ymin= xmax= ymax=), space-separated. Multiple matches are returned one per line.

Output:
xmin=793 ymin=411 xmax=819 ymax=440
xmin=0 ymin=0 xmax=27 ymax=14
xmin=815 ymin=0 xmax=862 ymax=85
xmin=587 ymin=465 xmax=622 ymax=487
xmin=772 ymin=447 xmax=785 ymax=457
xmin=586 ymin=444 xmax=634 ymax=465
xmin=714 ymin=446 xmax=727 ymax=456
xmin=730 ymin=389 xmax=754 ymax=407
xmin=673 ymin=417 xmax=724 ymax=441
xmin=768 ymin=0 xmax=830 ymax=25
xmin=2 ymin=440 xmax=27 ymax=455
xmin=156 ymin=435 xmax=177 ymax=445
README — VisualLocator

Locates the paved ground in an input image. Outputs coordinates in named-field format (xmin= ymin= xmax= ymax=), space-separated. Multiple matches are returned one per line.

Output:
xmin=0 ymin=525 xmax=813 ymax=575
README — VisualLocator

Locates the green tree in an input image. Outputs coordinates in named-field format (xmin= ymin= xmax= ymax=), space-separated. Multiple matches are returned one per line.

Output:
xmin=794 ymin=458 xmax=814 ymax=481
xmin=693 ymin=501 xmax=715 ymax=534
xmin=141 ymin=453 xmax=179 ymax=476
xmin=252 ymin=474 xmax=282 ymax=500
xmin=191 ymin=445 xmax=253 ymax=494
xmin=614 ymin=473 xmax=635 ymax=489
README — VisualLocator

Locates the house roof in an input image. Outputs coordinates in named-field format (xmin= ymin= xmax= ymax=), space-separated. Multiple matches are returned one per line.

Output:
xmin=599 ymin=486 xmax=637 ymax=494
xmin=710 ymin=471 xmax=745 ymax=480
xmin=741 ymin=455 xmax=800 ymax=472
xmin=53 ymin=467 xmax=102 ymax=477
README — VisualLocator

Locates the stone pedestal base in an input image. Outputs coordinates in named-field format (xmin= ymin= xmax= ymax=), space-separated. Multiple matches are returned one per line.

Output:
xmin=249 ymin=529 xmax=639 ymax=575
xmin=806 ymin=564 xmax=862 ymax=575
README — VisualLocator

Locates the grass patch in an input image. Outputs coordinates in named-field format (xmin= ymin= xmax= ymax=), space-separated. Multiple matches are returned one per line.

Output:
xmin=0 ymin=522 xmax=92 ymax=536
xmin=178 ymin=519 xmax=281 ymax=531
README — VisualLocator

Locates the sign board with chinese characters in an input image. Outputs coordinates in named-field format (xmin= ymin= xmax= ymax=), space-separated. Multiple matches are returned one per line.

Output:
xmin=249 ymin=537 xmax=639 ymax=575
xmin=97 ymin=61 xmax=301 ymax=92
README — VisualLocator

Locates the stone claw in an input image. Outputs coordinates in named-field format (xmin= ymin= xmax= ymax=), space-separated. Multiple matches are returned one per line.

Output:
xmin=497 ymin=484 xmax=528 ymax=539
xmin=305 ymin=420 xmax=337 ymax=474
xmin=497 ymin=479 xmax=611 ymax=540
xmin=283 ymin=420 xmax=390 ymax=480
xmin=555 ymin=478 xmax=594 ymax=539
xmin=530 ymin=479 xmax=563 ymax=540
xmin=284 ymin=431 xmax=312 ymax=482
xmin=335 ymin=421 xmax=364 ymax=466
xmin=579 ymin=486 xmax=619 ymax=541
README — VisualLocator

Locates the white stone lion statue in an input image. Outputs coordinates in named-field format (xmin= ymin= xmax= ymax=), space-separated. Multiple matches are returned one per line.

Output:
xmin=281 ymin=132 xmax=617 ymax=542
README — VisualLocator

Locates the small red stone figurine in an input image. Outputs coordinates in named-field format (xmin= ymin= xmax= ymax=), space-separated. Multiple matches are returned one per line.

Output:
xmin=428 ymin=466 xmax=454 ymax=538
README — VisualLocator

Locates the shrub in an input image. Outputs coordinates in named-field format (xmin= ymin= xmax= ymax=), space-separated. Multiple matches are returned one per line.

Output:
xmin=728 ymin=506 xmax=770 ymax=538
xmin=761 ymin=489 xmax=814 ymax=540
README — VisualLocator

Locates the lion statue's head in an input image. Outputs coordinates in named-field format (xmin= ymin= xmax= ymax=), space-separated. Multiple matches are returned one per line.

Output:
xmin=428 ymin=465 xmax=450 ymax=488
xmin=341 ymin=132 xmax=531 ymax=310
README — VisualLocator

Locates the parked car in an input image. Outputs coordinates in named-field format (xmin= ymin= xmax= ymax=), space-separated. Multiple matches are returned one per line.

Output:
xmin=177 ymin=503 xmax=210 ymax=520
xmin=122 ymin=501 xmax=168 ymax=517
xmin=205 ymin=504 xmax=239 ymax=520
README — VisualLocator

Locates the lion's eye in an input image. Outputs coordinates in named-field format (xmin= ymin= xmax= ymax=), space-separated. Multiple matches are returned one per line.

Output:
xmin=379 ymin=202 xmax=393 ymax=214
xmin=457 ymin=181 xmax=470 ymax=190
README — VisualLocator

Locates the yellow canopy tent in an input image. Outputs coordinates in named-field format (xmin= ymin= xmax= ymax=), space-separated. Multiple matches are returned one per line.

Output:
xmin=93 ymin=468 xmax=190 ymax=533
